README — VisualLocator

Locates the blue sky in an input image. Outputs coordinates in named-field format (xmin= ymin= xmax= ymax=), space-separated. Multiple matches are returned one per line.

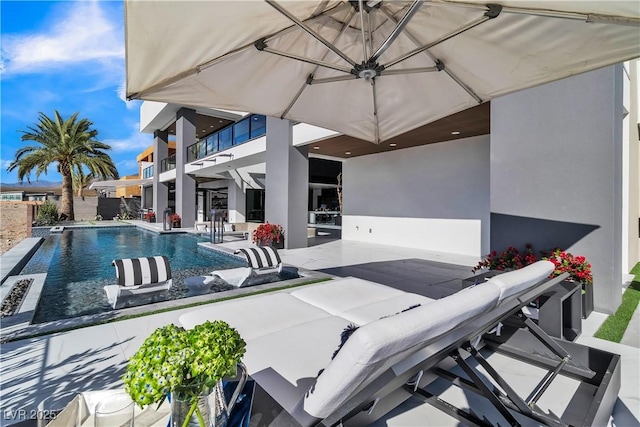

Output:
xmin=1 ymin=0 xmax=152 ymax=184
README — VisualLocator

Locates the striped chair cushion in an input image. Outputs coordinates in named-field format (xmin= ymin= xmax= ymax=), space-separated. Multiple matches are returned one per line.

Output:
xmin=235 ymin=247 xmax=282 ymax=269
xmin=112 ymin=256 xmax=172 ymax=287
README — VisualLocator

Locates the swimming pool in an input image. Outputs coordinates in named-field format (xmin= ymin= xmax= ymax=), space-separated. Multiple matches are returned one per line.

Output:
xmin=21 ymin=227 xmax=252 ymax=323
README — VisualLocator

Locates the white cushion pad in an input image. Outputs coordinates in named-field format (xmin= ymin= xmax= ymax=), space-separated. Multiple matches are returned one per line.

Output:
xmin=303 ymin=282 xmax=501 ymax=418
xmin=290 ymin=278 xmax=405 ymax=315
xmin=244 ymin=316 xmax=352 ymax=414
xmin=340 ymin=293 xmax=435 ymax=325
xmin=178 ymin=292 xmax=331 ymax=340
xmin=487 ymin=260 xmax=554 ymax=302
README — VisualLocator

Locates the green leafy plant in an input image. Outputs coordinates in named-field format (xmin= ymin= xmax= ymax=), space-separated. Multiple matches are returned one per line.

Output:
xmin=123 ymin=321 xmax=246 ymax=426
xmin=35 ymin=200 xmax=59 ymax=226
xmin=252 ymin=222 xmax=284 ymax=246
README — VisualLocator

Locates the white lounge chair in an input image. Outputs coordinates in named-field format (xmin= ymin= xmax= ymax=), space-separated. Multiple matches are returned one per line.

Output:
xmin=178 ymin=261 xmax=620 ymax=426
xmin=104 ymin=256 xmax=172 ymax=309
xmin=186 ymin=246 xmax=282 ymax=291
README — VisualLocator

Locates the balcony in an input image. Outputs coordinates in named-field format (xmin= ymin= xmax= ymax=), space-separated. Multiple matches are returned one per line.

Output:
xmin=160 ymin=155 xmax=176 ymax=173
xmin=187 ymin=114 xmax=266 ymax=163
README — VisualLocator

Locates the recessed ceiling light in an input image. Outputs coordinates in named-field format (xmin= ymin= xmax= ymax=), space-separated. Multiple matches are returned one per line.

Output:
xmin=313 ymin=146 xmax=320 ymax=150
xmin=219 ymin=120 xmax=223 ymax=123
xmin=345 ymin=151 xmax=351 ymax=155
xmin=389 ymin=143 xmax=397 ymax=147
xmin=210 ymin=125 xmax=214 ymax=128
xmin=451 ymin=131 xmax=461 ymax=135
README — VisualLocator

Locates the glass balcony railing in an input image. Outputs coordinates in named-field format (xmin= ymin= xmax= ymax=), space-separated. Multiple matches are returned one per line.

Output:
xmin=187 ymin=114 xmax=266 ymax=163
xmin=156 ymin=114 xmax=266 ymax=173
xmin=160 ymin=155 xmax=176 ymax=173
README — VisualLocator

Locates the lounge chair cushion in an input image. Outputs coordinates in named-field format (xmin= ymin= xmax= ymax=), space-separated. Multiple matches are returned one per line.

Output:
xmin=235 ymin=247 xmax=281 ymax=269
xmin=179 ymin=292 xmax=332 ymax=340
xmin=486 ymin=260 xmax=554 ymax=302
xmin=302 ymin=281 xmax=502 ymax=418
xmin=112 ymin=256 xmax=171 ymax=287
xmin=290 ymin=278 xmax=406 ymax=315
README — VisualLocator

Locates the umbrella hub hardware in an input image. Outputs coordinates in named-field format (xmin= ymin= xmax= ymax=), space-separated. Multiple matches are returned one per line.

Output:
xmin=349 ymin=0 xmax=381 ymax=14
xmin=353 ymin=61 xmax=384 ymax=81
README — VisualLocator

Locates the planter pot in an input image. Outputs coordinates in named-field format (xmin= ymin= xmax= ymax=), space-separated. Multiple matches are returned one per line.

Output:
xmin=172 ymin=220 xmax=181 ymax=228
xmin=257 ymin=238 xmax=284 ymax=250
xmin=148 ymin=216 xmax=156 ymax=223
xmin=582 ymin=282 xmax=594 ymax=319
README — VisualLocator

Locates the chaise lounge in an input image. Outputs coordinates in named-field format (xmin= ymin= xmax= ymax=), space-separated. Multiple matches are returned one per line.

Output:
xmin=179 ymin=260 xmax=620 ymax=426
xmin=185 ymin=246 xmax=282 ymax=292
xmin=104 ymin=255 xmax=173 ymax=309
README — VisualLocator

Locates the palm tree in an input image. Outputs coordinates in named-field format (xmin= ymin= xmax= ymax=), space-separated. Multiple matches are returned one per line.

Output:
xmin=7 ymin=110 xmax=119 ymax=220
xmin=72 ymin=167 xmax=94 ymax=199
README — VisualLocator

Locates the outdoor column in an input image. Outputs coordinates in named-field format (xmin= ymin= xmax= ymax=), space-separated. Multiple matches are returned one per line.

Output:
xmin=227 ymin=176 xmax=246 ymax=224
xmin=176 ymin=108 xmax=197 ymax=228
xmin=265 ymin=117 xmax=308 ymax=249
xmin=152 ymin=130 xmax=168 ymax=216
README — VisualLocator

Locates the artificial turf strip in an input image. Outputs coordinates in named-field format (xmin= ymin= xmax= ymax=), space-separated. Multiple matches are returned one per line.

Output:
xmin=630 ymin=262 xmax=640 ymax=282
xmin=593 ymin=281 xmax=640 ymax=343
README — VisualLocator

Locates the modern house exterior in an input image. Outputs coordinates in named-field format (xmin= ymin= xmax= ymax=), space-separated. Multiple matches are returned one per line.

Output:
xmin=136 ymin=62 xmax=639 ymax=315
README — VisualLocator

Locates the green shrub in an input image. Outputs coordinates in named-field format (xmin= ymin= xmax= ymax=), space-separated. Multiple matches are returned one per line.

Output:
xmin=35 ymin=201 xmax=59 ymax=226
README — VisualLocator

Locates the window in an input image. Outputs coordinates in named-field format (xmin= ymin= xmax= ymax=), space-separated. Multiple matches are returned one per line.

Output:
xmin=250 ymin=115 xmax=266 ymax=138
xmin=246 ymin=189 xmax=265 ymax=223
xmin=219 ymin=127 xmax=232 ymax=151
xmin=233 ymin=118 xmax=250 ymax=144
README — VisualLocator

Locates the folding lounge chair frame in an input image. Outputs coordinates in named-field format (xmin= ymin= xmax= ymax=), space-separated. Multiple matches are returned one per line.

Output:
xmin=319 ymin=273 xmax=620 ymax=427
xmin=104 ymin=256 xmax=173 ymax=309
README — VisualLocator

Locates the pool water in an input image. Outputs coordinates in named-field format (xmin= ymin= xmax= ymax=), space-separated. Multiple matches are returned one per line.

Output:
xmin=21 ymin=227 xmax=253 ymax=323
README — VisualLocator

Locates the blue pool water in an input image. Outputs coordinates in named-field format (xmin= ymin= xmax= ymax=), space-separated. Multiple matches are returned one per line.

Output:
xmin=21 ymin=227 xmax=250 ymax=323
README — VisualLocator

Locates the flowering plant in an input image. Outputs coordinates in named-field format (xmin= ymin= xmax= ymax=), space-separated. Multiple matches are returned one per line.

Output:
xmin=252 ymin=222 xmax=284 ymax=246
xmin=171 ymin=213 xmax=181 ymax=222
xmin=144 ymin=211 xmax=156 ymax=221
xmin=472 ymin=244 xmax=538 ymax=273
xmin=543 ymin=249 xmax=593 ymax=286
xmin=123 ymin=321 xmax=246 ymax=425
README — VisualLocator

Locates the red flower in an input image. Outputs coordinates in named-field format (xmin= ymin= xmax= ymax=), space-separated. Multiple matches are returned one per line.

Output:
xmin=472 ymin=244 xmax=539 ymax=274
xmin=252 ymin=222 xmax=285 ymax=246
xmin=544 ymin=249 xmax=593 ymax=285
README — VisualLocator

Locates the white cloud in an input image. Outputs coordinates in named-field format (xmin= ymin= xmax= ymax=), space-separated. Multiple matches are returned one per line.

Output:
xmin=2 ymin=1 xmax=123 ymax=75
xmin=103 ymin=123 xmax=152 ymax=153
xmin=116 ymin=159 xmax=141 ymax=176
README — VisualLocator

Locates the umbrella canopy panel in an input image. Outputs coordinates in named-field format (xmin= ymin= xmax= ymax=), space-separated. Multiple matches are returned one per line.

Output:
xmin=126 ymin=1 xmax=640 ymax=143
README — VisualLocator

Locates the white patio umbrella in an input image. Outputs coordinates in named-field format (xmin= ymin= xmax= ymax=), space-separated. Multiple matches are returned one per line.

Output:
xmin=125 ymin=1 xmax=640 ymax=144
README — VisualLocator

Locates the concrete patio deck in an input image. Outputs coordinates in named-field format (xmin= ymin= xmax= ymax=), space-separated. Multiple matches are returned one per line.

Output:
xmin=1 ymin=238 xmax=638 ymax=426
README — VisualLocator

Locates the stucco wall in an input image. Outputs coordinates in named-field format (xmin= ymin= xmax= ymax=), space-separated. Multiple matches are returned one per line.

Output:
xmin=342 ymin=135 xmax=490 ymax=257
xmin=490 ymin=65 xmax=624 ymax=314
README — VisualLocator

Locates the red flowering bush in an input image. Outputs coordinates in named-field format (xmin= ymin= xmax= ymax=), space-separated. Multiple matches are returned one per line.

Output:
xmin=252 ymin=222 xmax=284 ymax=246
xmin=144 ymin=211 xmax=156 ymax=221
xmin=543 ymin=249 xmax=593 ymax=285
xmin=472 ymin=244 xmax=538 ymax=273
xmin=170 ymin=213 xmax=181 ymax=222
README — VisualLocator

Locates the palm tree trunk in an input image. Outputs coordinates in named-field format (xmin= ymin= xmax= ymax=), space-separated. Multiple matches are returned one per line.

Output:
xmin=60 ymin=172 xmax=75 ymax=220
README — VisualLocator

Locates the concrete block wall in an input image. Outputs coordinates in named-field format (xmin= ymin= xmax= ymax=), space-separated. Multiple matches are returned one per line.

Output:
xmin=0 ymin=201 xmax=35 ymax=255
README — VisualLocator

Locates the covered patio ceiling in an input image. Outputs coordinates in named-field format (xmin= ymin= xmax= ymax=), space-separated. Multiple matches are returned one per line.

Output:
xmin=308 ymin=102 xmax=490 ymax=158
